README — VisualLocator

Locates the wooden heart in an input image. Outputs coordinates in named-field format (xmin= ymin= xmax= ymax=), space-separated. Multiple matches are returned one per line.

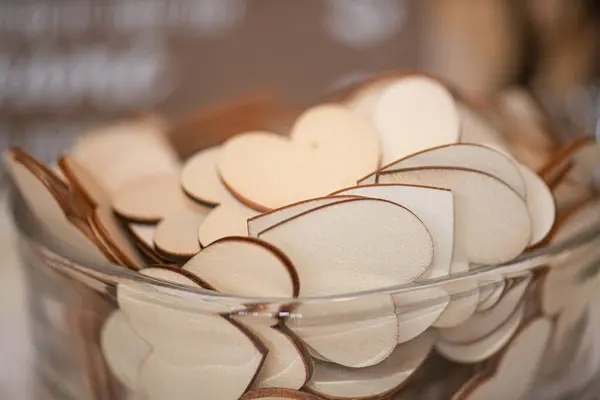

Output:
xmin=305 ymin=331 xmax=435 ymax=400
xmin=4 ymin=148 xmax=110 ymax=265
xmin=70 ymin=116 xmax=181 ymax=197
xmin=436 ymin=302 xmax=525 ymax=363
xmin=433 ymin=251 xmax=480 ymax=328
xmin=58 ymin=154 xmax=112 ymax=208
xmin=246 ymin=324 xmax=312 ymax=390
xmin=100 ymin=310 xmax=151 ymax=391
xmin=453 ymin=318 xmax=552 ymax=400
xmin=495 ymin=88 xmax=557 ymax=170
xmin=154 ymin=207 xmax=206 ymax=261
xmin=112 ymin=174 xmax=203 ymax=223
xmin=183 ymin=236 xmax=299 ymax=298
xmin=139 ymin=347 xmax=266 ymax=400
xmin=393 ymin=287 xmax=450 ymax=343
xmin=335 ymin=73 xmax=462 ymax=165
xmin=180 ymin=145 xmax=261 ymax=246
xmin=198 ymin=204 xmax=258 ymax=247
xmin=91 ymin=204 xmax=145 ymax=270
xmin=218 ymin=104 xmax=380 ymax=210
xmin=118 ymin=267 xmax=267 ymax=400
xmin=247 ymin=196 xmax=359 ymax=237
xmin=125 ymin=223 xmax=165 ymax=265
xmin=378 ymin=167 xmax=532 ymax=264
xmin=181 ymin=146 xmax=237 ymax=206
xmin=332 ymin=184 xmax=454 ymax=280
xmin=518 ymin=164 xmax=556 ymax=246
xmin=258 ymin=197 xmax=433 ymax=296
xmin=439 ymin=274 xmax=531 ymax=344
xmin=359 ymin=143 xmax=527 ymax=199
xmin=372 ymin=76 xmax=461 ymax=164
xmin=458 ymin=102 xmax=511 ymax=155
xmin=287 ymin=295 xmax=399 ymax=368
xmin=476 ymin=277 xmax=506 ymax=312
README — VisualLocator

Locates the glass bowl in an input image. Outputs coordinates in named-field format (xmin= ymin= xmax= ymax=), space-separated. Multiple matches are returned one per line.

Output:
xmin=11 ymin=174 xmax=600 ymax=400
xmin=5 ymin=2 xmax=600 ymax=399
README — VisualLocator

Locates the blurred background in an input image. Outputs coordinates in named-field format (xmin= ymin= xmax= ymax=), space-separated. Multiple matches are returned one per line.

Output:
xmin=0 ymin=0 xmax=599 ymax=184
xmin=0 ymin=0 xmax=599 ymax=399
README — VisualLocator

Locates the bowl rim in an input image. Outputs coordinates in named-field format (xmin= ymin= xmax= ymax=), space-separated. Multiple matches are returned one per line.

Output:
xmin=11 ymin=189 xmax=600 ymax=306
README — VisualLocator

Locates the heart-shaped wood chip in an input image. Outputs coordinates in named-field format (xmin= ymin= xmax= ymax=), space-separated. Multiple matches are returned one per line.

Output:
xmin=518 ymin=164 xmax=556 ymax=246
xmin=153 ymin=208 xmax=207 ymax=261
xmin=475 ymin=277 xmax=506 ymax=312
xmin=258 ymin=198 xmax=433 ymax=296
xmin=439 ymin=274 xmax=530 ymax=344
xmin=372 ymin=76 xmax=461 ymax=164
xmin=360 ymin=143 xmax=526 ymax=199
xmin=198 ymin=204 xmax=259 ymax=247
xmin=128 ymin=223 xmax=156 ymax=249
xmin=91 ymin=205 xmax=145 ymax=270
xmin=392 ymin=287 xmax=449 ymax=343
xmin=305 ymin=330 xmax=436 ymax=400
xmin=183 ymin=236 xmax=299 ymax=298
xmin=247 ymin=196 xmax=359 ymax=237
xmin=378 ymin=167 xmax=532 ymax=264
xmin=70 ymin=116 xmax=181 ymax=197
xmin=112 ymin=174 xmax=197 ymax=223
xmin=287 ymin=296 xmax=399 ymax=368
xmin=100 ymin=310 xmax=151 ymax=391
xmin=119 ymin=267 xmax=267 ymax=400
xmin=181 ymin=146 xmax=234 ymax=206
xmin=494 ymin=88 xmax=557 ymax=170
xmin=433 ymin=251 xmax=480 ymax=328
xmin=241 ymin=388 xmax=323 ymax=400
xmin=140 ymin=265 xmax=214 ymax=290
xmin=139 ymin=345 xmax=266 ymax=400
xmin=344 ymin=80 xmax=390 ymax=118
xmin=58 ymin=154 xmax=112 ymax=208
xmin=337 ymin=72 xmax=402 ymax=117
xmin=246 ymin=324 xmax=312 ymax=390
xmin=4 ymin=149 xmax=110 ymax=265
xmin=458 ymin=102 xmax=511 ymax=154
xmin=332 ymin=184 xmax=454 ymax=280
xmin=181 ymin=145 xmax=262 ymax=247
xmin=218 ymin=104 xmax=380 ymax=210
xmin=452 ymin=318 xmax=552 ymax=400
xmin=117 ymin=267 xmax=232 ymax=353
xmin=125 ymin=223 xmax=164 ymax=264
xmin=436 ymin=302 xmax=525 ymax=364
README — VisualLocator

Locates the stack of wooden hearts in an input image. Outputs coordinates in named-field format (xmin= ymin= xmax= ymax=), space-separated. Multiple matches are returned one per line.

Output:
xmin=5 ymin=72 xmax=600 ymax=400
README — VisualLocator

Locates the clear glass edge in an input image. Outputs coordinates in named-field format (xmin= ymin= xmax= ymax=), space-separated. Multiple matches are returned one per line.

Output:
xmin=11 ymin=189 xmax=600 ymax=306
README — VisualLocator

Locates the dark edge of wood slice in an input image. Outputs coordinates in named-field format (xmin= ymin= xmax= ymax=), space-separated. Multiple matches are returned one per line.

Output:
xmin=276 ymin=324 xmax=315 ymax=385
xmin=144 ymin=265 xmax=217 ymax=291
xmin=242 ymin=388 xmax=325 ymax=400
xmin=225 ymin=315 xmax=271 ymax=396
xmin=57 ymin=155 xmax=98 ymax=209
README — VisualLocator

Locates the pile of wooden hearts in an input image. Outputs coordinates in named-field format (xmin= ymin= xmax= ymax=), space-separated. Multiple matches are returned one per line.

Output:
xmin=5 ymin=71 xmax=600 ymax=400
